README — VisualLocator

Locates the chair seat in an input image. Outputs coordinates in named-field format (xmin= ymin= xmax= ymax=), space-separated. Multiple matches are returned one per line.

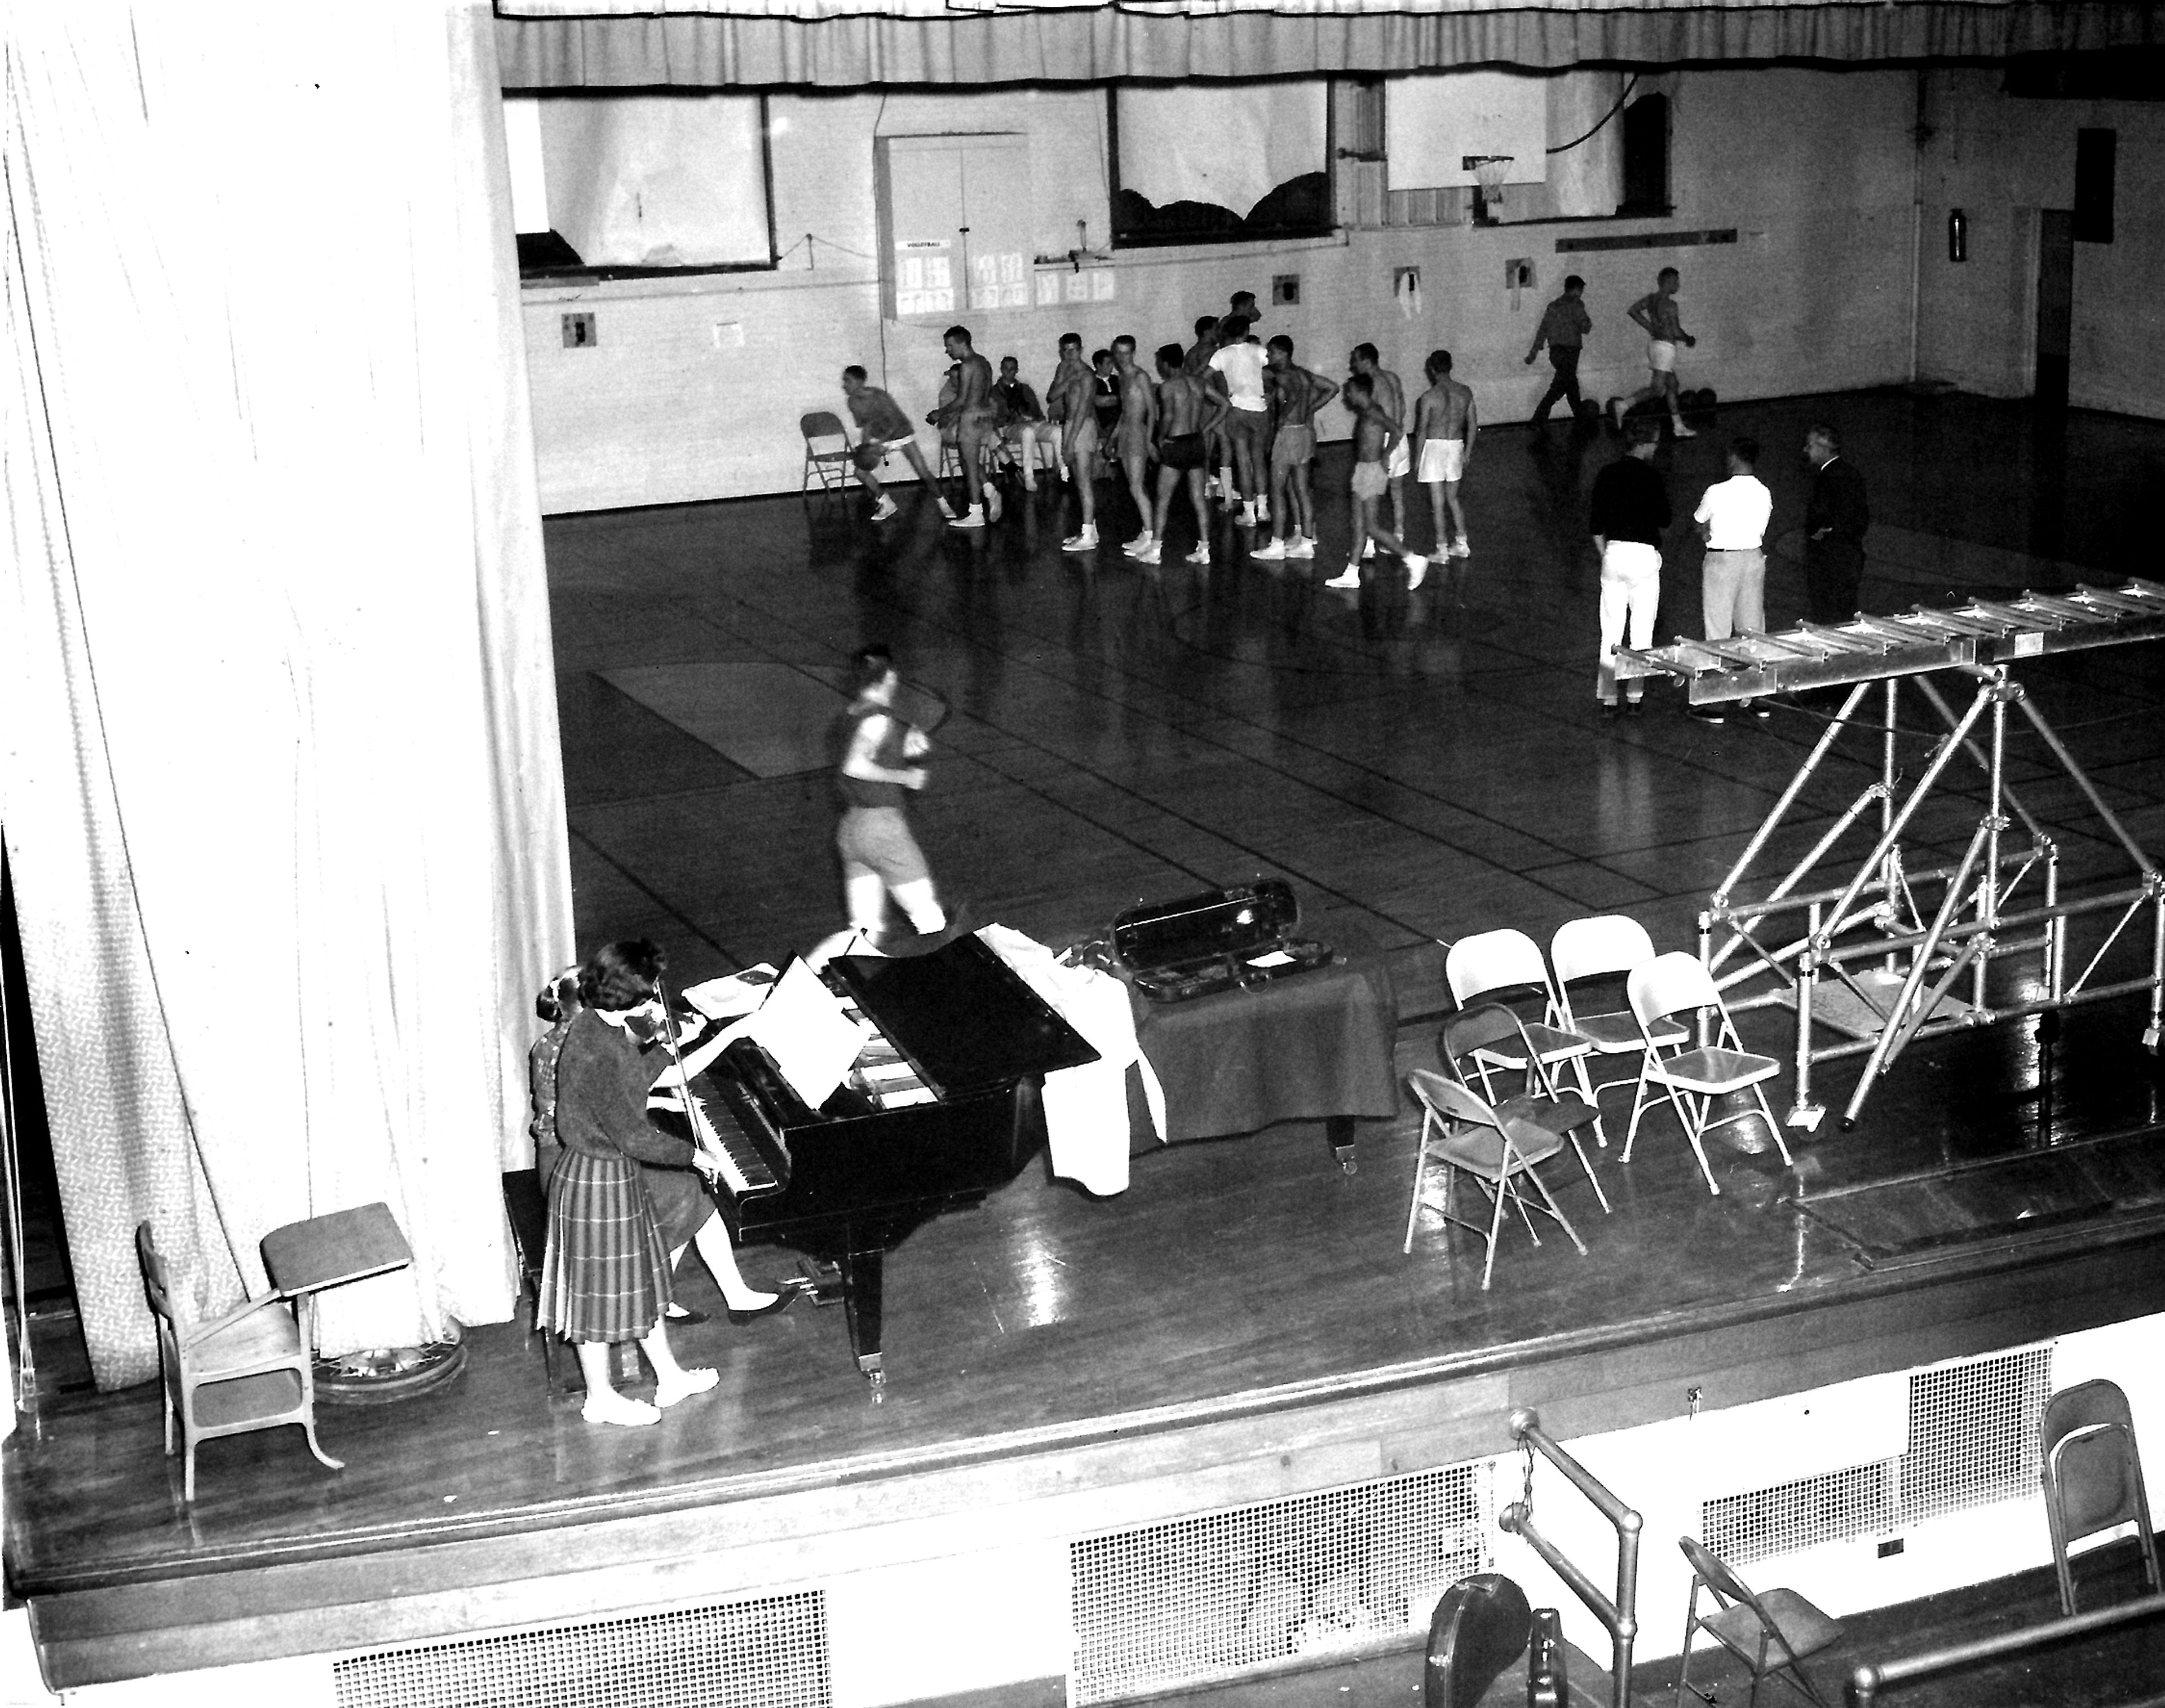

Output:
xmin=1649 ymin=1045 xmax=1780 ymax=1094
xmin=1435 ymin=1123 xmax=1565 ymax=1178
xmin=189 ymin=1301 xmax=304 ymax=1379
xmin=1699 ymin=1588 xmax=1843 ymax=1669
xmin=1496 ymin=1092 xmax=1598 ymax=1138
xmin=1574 ymin=1009 xmax=1688 ymax=1052
xmin=1473 ymin=1022 xmax=1595 ymax=1068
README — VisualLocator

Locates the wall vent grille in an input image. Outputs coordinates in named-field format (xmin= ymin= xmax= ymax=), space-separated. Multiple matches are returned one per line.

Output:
xmin=331 ymin=1588 xmax=830 ymax=1708
xmin=1699 ymin=1343 xmax=2053 ymax=1568
xmin=1899 ymin=1343 xmax=2053 ymax=1526
xmin=1069 ymin=1462 xmax=1489 ymax=1705
xmin=1704 ymin=1459 xmax=1897 ymax=1567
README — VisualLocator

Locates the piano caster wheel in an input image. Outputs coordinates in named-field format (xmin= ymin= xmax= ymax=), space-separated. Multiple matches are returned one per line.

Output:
xmin=861 ymin=1356 xmax=886 ymax=1401
xmin=1335 ymin=1148 xmax=1358 ymax=1176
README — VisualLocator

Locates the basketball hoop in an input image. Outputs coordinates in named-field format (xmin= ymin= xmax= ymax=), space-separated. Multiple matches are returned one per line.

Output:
xmin=1472 ymin=156 xmax=1512 ymax=223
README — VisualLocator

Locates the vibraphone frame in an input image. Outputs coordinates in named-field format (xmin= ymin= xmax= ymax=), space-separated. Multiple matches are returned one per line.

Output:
xmin=1615 ymin=579 xmax=2165 ymax=1129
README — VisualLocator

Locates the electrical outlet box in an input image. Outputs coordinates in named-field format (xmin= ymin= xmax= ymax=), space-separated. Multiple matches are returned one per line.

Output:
xmin=1272 ymin=273 xmax=1300 ymax=307
xmin=1394 ymin=266 xmax=1421 ymax=295
xmin=1506 ymin=259 xmax=1535 ymax=289
xmin=561 ymin=312 xmax=597 ymax=348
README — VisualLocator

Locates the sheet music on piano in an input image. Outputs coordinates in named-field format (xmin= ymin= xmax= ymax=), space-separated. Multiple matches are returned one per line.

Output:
xmin=738 ymin=958 xmax=864 ymax=1110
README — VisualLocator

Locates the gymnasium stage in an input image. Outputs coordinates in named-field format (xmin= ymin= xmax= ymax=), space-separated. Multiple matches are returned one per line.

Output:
xmin=7 ymin=388 xmax=2164 ymax=1693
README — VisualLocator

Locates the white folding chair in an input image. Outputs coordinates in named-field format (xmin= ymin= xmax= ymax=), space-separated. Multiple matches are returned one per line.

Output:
xmin=1403 ymin=1069 xmax=1588 ymax=1289
xmin=1623 ymin=952 xmax=1790 ymax=1196
xmin=1549 ymin=916 xmax=1688 ymax=1112
xmin=1445 ymin=928 xmax=1606 ymax=1142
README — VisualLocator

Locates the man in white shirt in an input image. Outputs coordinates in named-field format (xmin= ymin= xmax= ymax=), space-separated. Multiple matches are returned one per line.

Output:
xmin=1207 ymin=314 xmax=1270 ymax=527
xmin=1690 ymin=435 xmax=1774 ymax=722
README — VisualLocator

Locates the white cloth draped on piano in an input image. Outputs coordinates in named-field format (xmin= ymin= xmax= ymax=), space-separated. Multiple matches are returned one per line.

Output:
xmin=978 ymin=926 xmax=1162 ymax=1196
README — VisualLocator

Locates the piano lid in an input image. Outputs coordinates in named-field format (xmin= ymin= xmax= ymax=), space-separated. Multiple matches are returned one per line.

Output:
xmin=831 ymin=934 xmax=1098 ymax=1096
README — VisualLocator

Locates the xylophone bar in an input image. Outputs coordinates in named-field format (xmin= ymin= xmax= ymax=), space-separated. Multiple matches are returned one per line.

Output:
xmin=1615 ymin=577 xmax=2165 ymax=703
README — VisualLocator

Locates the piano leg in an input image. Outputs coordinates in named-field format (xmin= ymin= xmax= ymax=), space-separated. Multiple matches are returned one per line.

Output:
xmin=839 ymin=1250 xmax=887 ymax=1398
xmin=1327 ymin=1115 xmax=1358 ymax=1175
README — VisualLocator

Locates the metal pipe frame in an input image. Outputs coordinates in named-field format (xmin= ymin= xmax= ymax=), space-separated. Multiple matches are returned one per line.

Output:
xmin=1502 ymin=1407 xmax=1641 ymax=1708
xmin=1848 ymin=1591 xmax=2165 ymax=1706
xmin=1700 ymin=668 xmax=2164 ymax=1126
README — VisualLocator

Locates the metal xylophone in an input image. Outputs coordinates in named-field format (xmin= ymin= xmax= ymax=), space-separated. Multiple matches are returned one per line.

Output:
xmin=1614 ymin=577 xmax=2165 ymax=703
xmin=1614 ymin=578 xmax=2165 ymax=1132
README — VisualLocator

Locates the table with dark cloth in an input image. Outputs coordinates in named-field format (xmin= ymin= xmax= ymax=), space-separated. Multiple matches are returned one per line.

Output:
xmin=1130 ymin=956 xmax=1399 ymax=1169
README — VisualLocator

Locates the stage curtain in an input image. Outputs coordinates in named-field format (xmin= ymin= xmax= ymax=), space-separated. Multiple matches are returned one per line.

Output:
xmin=2 ymin=5 xmax=566 ymax=1388
xmin=498 ymin=3 xmax=2165 ymax=90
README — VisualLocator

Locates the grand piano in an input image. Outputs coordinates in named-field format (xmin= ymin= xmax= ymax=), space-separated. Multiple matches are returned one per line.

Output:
xmin=653 ymin=934 xmax=1099 ymax=1393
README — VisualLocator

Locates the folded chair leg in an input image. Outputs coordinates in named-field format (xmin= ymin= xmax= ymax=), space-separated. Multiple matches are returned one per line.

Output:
xmin=1753 ymin=1080 xmax=1794 ymax=1167
xmin=1403 ymin=1119 xmax=1434 ymax=1254
xmin=1571 ymin=1133 xmax=1612 ymax=1213
xmin=1527 ymin=1166 xmax=1587 ymax=1256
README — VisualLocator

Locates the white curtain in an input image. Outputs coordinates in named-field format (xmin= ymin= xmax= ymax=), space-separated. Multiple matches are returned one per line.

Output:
xmin=2 ymin=4 xmax=568 ymax=1387
xmin=1547 ymin=69 xmax=1626 ymax=219
xmin=1117 ymin=82 xmax=1325 ymax=218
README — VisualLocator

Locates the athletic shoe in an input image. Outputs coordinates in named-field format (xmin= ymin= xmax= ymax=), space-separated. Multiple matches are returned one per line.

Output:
xmin=1123 ymin=531 xmax=1154 ymax=557
xmin=985 ymin=487 xmax=1004 ymax=521
xmin=1672 ymin=422 xmax=1698 ymax=439
xmin=1362 ymin=539 xmax=1376 ymax=560
xmin=949 ymin=508 xmax=987 ymax=529
xmin=1061 ymin=527 xmax=1099 ymax=551
xmin=1685 ymin=703 xmax=1726 ymax=724
xmin=1204 ymin=475 xmax=1222 ymax=499
xmin=1323 ymin=567 xmax=1363 ymax=590
xmin=1606 ymin=398 xmax=1624 ymax=430
xmin=937 ymin=499 xmax=957 ymax=519
xmin=1257 ymin=498 xmax=1271 ymax=522
xmin=1251 ymin=537 xmax=1289 ymax=560
xmin=1405 ymin=554 xmax=1428 ymax=590
xmin=1447 ymin=539 xmax=1472 ymax=559
xmin=1134 ymin=541 xmax=1163 ymax=565
xmin=1285 ymin=536 xmax=1315 ymax=560
xmin=1239 ymin=502 xmax=1258 ymax=527
xmin=869 ymin=496 xmax=898 ymax=522
xmin=1185 ymin=544 xmax=1212 ymax=564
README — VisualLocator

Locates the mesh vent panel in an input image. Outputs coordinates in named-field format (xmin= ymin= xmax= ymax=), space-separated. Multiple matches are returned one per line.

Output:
xmin=332 ymin=1590 xmax=830 ymax=1708
xmin=1070 ymin=1463 xmax=1488 ymax=1705
xmin=1698 ymin=1344 xmax=2054 ymax=1568
xmin=1899 ymin=1344 xmax=2052 ymax=1526
xmin=1703 ymin=1460 xmax=1896 ymax=1566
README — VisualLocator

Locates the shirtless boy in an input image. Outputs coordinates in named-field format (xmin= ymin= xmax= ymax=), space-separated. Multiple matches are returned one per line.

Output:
xmin=1049 ymin=333 xmax=1101 ymax=550
xmin=1349 ymin=345 xmax=1409 ymax=545
xmin=1182 ymin=316 xmax=1225 ymax=497
xmin=1412 ymin=350 xmax=1478 ymax=559
xmin=1137 ymin=344 xmax=1227 ymax=566
xmin=935 ymin=325 xmax=1002 ymax=526
xmin=1251 ymin=336 xmax=1338 ymax=562
xmin=841 ymin=366 xmax=953 ymax=522
xmin=1046 ymin=333 xmax=1089 ymax=480
xmin=1111 ymin=337 xmax=1159 ymax=556
xmin=1324 ymin=376 xmax=1428 ymax=591
xmin=1610 ymin=267 xmax=1698 ymax=439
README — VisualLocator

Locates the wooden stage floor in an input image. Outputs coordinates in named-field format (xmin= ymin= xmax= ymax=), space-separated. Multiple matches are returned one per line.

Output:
xmin=8 ymin=389 xmax=2165 ymax=1681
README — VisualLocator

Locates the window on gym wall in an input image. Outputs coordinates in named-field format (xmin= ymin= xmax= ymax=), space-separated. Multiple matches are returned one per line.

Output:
xmin=504 ymin=92 xmax=777 ymax=277
xmin=1109 ymin=81 xmax=1333 ymax=248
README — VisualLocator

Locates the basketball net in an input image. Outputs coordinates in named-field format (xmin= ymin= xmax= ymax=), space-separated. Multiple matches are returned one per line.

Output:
xmin=1473 ymin=156 xmax=1512 ymax=220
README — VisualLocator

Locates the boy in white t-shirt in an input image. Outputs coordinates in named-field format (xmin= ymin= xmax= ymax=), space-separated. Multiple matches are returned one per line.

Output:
xmin=1207 ymin=315 xmax=1270 ymax=527
xmin=1690 ymin=435 xmax=1775 ymax=721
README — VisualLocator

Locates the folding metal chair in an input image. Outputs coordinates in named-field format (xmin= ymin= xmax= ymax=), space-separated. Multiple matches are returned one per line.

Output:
xmin=1676 ymin=1535 xmax=1845 ymax=1708
xmin=1403 ymin=1068 xmax=1588 ymax=1288
xmin=1445 ymin=928 xmax=1606 ymax=1142
xmin=1623 ymin=952 xmax=1790 ymax=1196
xmin=801 ymin=410 xmax=854 ymax=495
xmin=2041 ymin=1378 xmax=2162 ymax=1614
xmin=1439 ymin=1004 xmax=1610 ymax=1215
xmin=1548 ymin=915 xmax=1687 ymax=1115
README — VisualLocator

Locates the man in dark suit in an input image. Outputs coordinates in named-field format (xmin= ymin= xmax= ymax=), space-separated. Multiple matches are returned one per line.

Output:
xmin=1803 ymin=422 xmax=1870 ymax=624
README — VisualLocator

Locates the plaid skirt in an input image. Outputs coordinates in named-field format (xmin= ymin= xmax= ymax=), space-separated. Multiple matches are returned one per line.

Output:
xmin=538 ymin=1149 xmax=673 ymax=1343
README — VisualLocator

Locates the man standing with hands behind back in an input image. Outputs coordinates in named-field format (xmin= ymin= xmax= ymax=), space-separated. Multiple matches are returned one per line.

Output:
xmin=1803 ymin=422 xmax=1870 ymax=624
xmin=1688 ymin=436 xmax=1774 ymax=723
